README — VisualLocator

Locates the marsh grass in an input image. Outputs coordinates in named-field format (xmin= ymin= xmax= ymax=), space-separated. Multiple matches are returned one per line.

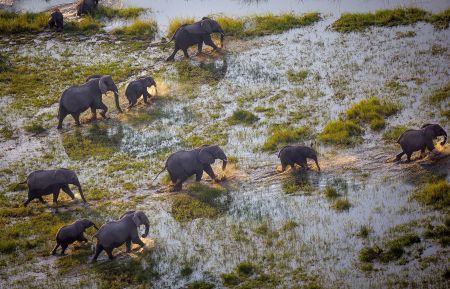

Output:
xmin=346 ymin=97 xmax=400 ymax=130
xmin=324 ymin=186 xmax=340 ymax=199
xmin=429 ymin=8 xmax=450 ymax=29
xmin=186 ymin=281 xmax=215 ymax=289
xmin=227 ymin=109 xmax=259 ymax=125
xmin=112 ymin=20 xmax=158 ymax=39
xmin=167 ymin=17 xmax=195 ymax=37
xmin=424 ymin=219 xmax=450 ymax=246
xmin=0 ymin=125 xmax=15 ymax=139
xmin=282 ymin=220 xmax=299 ymax=231
xmin=332 ymin=199 xmax=351 ymax=211
xmin=262 ymin=125 xmax=311 ymax=152
xmin=359 ymin=233 xmax=420 ymax=263
xmin=382 ymin=125 xmax=408 ymax=142
xmin=64 ymin=16 xmax=102 ymax=33
xmin=0 ymin=11 xmax=48 ymax=34
xmin=24 ymin=121 xmax=47 ymax=135
xmin=332 ymin=8 xmax=430 ymax=32
xmin=287 ymin=70 xmax=308 ymax=83
xmin=89 ymin=6 xmax=145 ymax=19
xmin=429 ymin=82 xmax=450 ymax=104
xmin=414 ymin=179 xmax=450 ymax=209
xmin=174 ymin=60 xmax=222 ymax=86
xmin=319 ymin=119 xmax=362 ymax=146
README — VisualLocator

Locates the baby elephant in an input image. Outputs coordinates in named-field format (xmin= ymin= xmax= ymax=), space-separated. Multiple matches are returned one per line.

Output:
xmin=48 ymin=8 xmax=63 ymax=32
xmin=93 ymin=211 xmax=150 ymax=261
xmin=125 ymin=76 xmax=157 ymax=109
xmin=52 ymin=219 xmax=98 ymax=256
xmin=20 ymin=169 xmax=87 ymax=207
xmin=396 ymin=123 xmax=447 ymax=162
xmin=278 ymin=145 xmax=321 ymax=172
xmin=153 ymin=144 xmax=228 ymax=191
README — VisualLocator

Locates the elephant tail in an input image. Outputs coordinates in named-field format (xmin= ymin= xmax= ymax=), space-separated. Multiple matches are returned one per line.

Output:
xmin=152 ymin=164 xmax=167 ymax=183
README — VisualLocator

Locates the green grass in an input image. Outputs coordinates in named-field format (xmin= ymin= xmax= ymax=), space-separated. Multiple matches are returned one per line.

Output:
xmin=429 ymin=8 xmax=450 ymax=29
xmin=112 ymin=20 xmax=158 ymax=39
xmin=319 ymin=119 xmax=362 ymax=146
xmin=414 ymin=179 xmax=450 ymax=209
xmin=359 ymin=233 xmax=421 ymax=263
xmin=429 ymin=82 xmax=450 ymax=103
xmin=332 ymin=8 xmax=430 ymax=32
xmin=324 ymin=186 xmax=341 ymax=199
xmin=282 ymin=220 xmax=299 ymax=231
xmin=0 ymin=11 xmax=48 ymax=34
xmin=357 ymin=225 xmax=372 ymax=238
xmin=346 ymin=97 xmax=400 ymax=130
xmin=332 ymin=199 xmax=351 ymax=211
xmin=0 ymin=125 xmax=15 ymax=139
xmin=262 ymin=125 xmax=311 ymax=152
xmin=64 ymin=16 xmax=103 ymax=33
xmin=227 ymin=109 xmax=259 ymax=125
xmin=382 ymin=125 xmax=408 ymax=142
xmin=90 ymin=6 xmax=145 ymax=19
xmin=424 ymin=219 xmax=450 ymax=246
xmin=186 ymin=281 xmax=215 ymax=289
xmin=167 ymin=17 xmax=195 ymax=37
xmin=287 ymin=70 xmax=308 ymax=83
xmin=174 ymin=60 xmax=223 ymax=86
xmin=24 ymin=121 xmax=46 ymax=134
xmin=236 ymin=262 xmax=256 ymax=276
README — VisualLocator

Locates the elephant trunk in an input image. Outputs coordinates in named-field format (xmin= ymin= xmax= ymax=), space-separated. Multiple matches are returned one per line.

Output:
xmin=77 ymin=184 xmax=87 ymax=203
xmin=114 ymin=91 xmax=122 ymax=113
xmin=142 ymin=222 xmax=149 ymax=238
xmin=222 ymin=158 xmax=227 ymax=171
xmin=441 ymin=131 xmax=447 ymax=146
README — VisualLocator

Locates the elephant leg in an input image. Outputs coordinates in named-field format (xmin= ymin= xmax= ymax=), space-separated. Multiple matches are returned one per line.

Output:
xmin=197 ymin=42 xmax=203 ymax=54
xmin=93 ymin=243 xmax=104 ymax=262
xmin=99 ymin=102 xmax=108 ymax=119
xmin=395 ymin=151 xmax=405 ymax=161
xmin=105 ymin=248 xmax=114 ymax=260
xmin=38 ymin=196 xmax=46 ymax=204
xmin=203 ymin=35 xmax=219 ymax=50
xmin=79 ymin=234 xmax=88 ymax=243
xmin=72 ymin=113 xmax=81 ymax=127
xmin=132 ymin=237 xmax=145 ymax=247
xmin=143 ymin=91 xmax=151 ymax=104
xmin=182 ymin=48 xmax=189 ymax=58
xmin=53 ymin=191 xmax=60 ymax=204
xmin=195 ymin=170 xmax=203 ymax=182
xmin=406 ymin=152 xmax=413 ymax=162
xmin=57 ymin=108 xmax=68 ymax=129
xmin=126 ymin=240 xmax=131 ymax=253
xmin=90 ymin=106 xmax=97 ymax=121
xmin=166 ymin=47 xmax=180 ymax=61
xmin=418 ymin=148 xmax=426 ymax=159
xmin=60 ymin=244 xmax=68 ymax=256
xmin=172 ymin=175 xmax=188 ymax=192
xmin=51 ymin=243 xmax=60 ymax=255
xmin=61 ymin=185 xmax=76 ymax=200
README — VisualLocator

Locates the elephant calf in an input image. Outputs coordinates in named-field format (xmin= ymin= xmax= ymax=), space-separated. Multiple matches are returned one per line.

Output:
xmin=278 ymin=145 xmax=321 ymax=172
xmin=125 ymin=76 xmax=157 ymax=109
xmin=52 ymin=219 xmax=98 ymax=256
xmin=48 ymin=8 xmax=63 ymax=32
xmin=396 ymin=123 xmax=447 ymax=162
xmin=154 ymin=144 xmax=228 ymax=191
xmin=93 ymin=211 xmax=149 ymax=261
xmin=20 ymin=169 xmax=87 ymax=207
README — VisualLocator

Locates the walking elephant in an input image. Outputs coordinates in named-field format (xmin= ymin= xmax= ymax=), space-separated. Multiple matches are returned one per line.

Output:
xmin=166 ymin=17 xmax=225 ymax=61
xmin=396 ymin=123 xmax=447 ymax=162
xmin=278 ymin=145 xmax=321 ymax=172
xmin=20 ymin=169 xmax=87 ymax=207
xmin=125 ymin=76 xmax=157 ymax=109
xmin=92 ymin=211 xmax=149 ymax=261
xmin=154 ymin=144 xmax=228 ymax=191
xmin=77 ymin=0 xmax=99 ymax=16
xmin=52 ymin=219 xmax=98 ymax=256
xmin=48 ymin=8 xmax=63 ymax=32
xmin=57 ymin=75 xmax=122 ymax=129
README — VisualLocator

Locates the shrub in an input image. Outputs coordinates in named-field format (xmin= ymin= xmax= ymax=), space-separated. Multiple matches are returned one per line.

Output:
xmin=319 ymin=119 xmax=362 ymax=146
xmin=112 ymin=20 xmax=158 ymax=39
xmin=227 ymin=109 xmax=259 ymax=125
xmin=262 ymin=125 xmax=311 ymax=152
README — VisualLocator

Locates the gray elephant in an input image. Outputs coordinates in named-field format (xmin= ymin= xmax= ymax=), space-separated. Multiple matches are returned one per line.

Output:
xmin=92 ymin=211 xmax=149 ymax=261
xmin=19 ymin=169 xmax=87 ymax=207
xmin=77 ymin=0 xmax=99 ymax=16
xmin=278 ymin=145 xmax=321 ymax=172
xmin=166 ymin=17 xmax=225 ymax=61
xmin=51 ymin=219 xmax=98 ymax=256
xmin=396 ymin=123 xmax=447 ymax=162
xmin=48 ymin=8 xmax=63 ymax=32
xmin=57 ymin=75 xmax=121 ymax=129
xmin=154 ymin=144 xmax=228 ymax=191
xmin=125 ymin=76 xmax=157 ymax=109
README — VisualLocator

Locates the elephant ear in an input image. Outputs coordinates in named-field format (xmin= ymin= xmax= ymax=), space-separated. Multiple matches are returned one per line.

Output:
xmin=200 ymin=19 xmax=214 ymax=33
xmin=132 ymin=211 xmax=145 ymax=227
xmin=199 ymin=146 xmax=215 ymax=164
xmin=98 ymin=76 xmax=110 ymax=94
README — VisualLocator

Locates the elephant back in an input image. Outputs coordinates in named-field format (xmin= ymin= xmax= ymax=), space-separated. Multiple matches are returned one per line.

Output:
xmin=396 ymin=129 xmax=417 ymax=144
xmin=28 ymin=170 xmax=62 ymax=189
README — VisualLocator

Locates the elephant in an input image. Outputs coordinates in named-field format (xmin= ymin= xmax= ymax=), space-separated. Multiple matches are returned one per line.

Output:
xmin=51 ymin=219 xmax=98 ymax=256
xmin=166 ymin=17 xmax=225 ymax=61
xmin=125 ymin=76 xmax=157 ymax=109
xmin=57 ymin=75 xmax=121 ymax=129
xmin=396 ymin=123 xmax=447 ymax=162
xmin=85 ymin=74 xmax=103 ymax=82
xmin=278 ymin=145 xmax=321 ymax=172
xmin=77 ymin=0 xmax=99 ymax=16
xmin=19 ymin=169 xmax=87 ymax=207
xmin=48 ymin=8 xmax=63 ymax=32
xmin=154 ymin=144 xmax=228 ymax=191
xmin=92 ymin=211 xmax=150 ymax=261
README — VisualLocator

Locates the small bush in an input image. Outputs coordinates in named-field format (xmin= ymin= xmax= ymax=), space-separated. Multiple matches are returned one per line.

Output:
xmin=319 ymin=119 xmax=362 ymax=146
xmin=414 ymin=180 xmax=450 ymax=209
xmin=112 ymin=20 xmax=158 ymax=39
xmin=332 ymin=8 xmax=430 ymax=32
xmin=332 ymin=199 xmax=351 ymax=211
xmin=227 ymin=109 xmax=259 ymax=125
xmin=287 ymin=70 xmax=308 ymax=83
xmin=429 ymin=82 xmax=450 ymax=103
xmin=382 ymin=125 xmax=408 ymax=142
xmin=180 ymin=265 xmax=193 ymax=277
xmin=429 ymin=8 xmax=450 ymax=29
xmin=262 ymin=125 xmax=311 ymax=152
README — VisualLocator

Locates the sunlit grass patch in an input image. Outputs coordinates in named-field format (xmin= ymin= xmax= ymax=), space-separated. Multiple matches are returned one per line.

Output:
xmin=227 ymin=109 xmax=259 ymax=125
xmin=262 ymin=125 xmax=311 ymax=152
xmin=287 ymin=69 xmax=308 ymax=83
xmin=64 ymin=16 xmax=102 ymax=33
xmin=90 ymin=6 xmax=145 ymax=19
xmin=332 ymin=8 xmax=430 ymax=32
xmin=382 ymin=125 xmax=408 ymax=142
xmin=167 ymin=17 xmax=195 ymax=37
xmin=413 ymin=179 xmax=450 ymax=209
xmin=112 ymin=20 xmax=158 ymax=39
xmin=319 ymin=119 xmax=362 ymax=146
xmin=324 ymin=186 xmax=340 ymax=199
xmin=429 ymin=82 xmax=450 ymax=103
xmin=0 ymin=11 xmax=48 ymax=34
xmin=429 ymin=8 xmax=450 ymax=29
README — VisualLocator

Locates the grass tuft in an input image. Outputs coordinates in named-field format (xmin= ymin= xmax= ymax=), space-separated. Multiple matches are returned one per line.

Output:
xmin=287 ymin=70 xmax=308 ymax=83
xmin=90 ymin=6 xmax=145 ymax=19
xmin=262 ymin=125 xmax=311 ymax=152
xmin=429 ymin=8 xmax=450 ymax=29
xmin=112 ymin=20 xmax=158 ymax=39
xmin=319 ymin=119 xmax=362 ymax=146
xmin=227 ymin=109 xmax=259 ymax=125
xmin=429 ymin=82 xmax=450 ymax=103
xmin=24 ymin=121 xmax=46 ymax=134
xmin=332 ymin=199 xmax=351 ymax=211
xmin=346 ymin=97 xmax=400 ymax=131
xmin=0 ymin=11 xmax=48 ymax=34
xmin=414 ymin=179 xmax=450 ymax=209
xmin=324 ymin=186 xmax=340 ymax=199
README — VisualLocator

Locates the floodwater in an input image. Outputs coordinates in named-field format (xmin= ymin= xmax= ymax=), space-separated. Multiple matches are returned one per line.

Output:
xmin=1 ymin=1 xmax=450 ymax=288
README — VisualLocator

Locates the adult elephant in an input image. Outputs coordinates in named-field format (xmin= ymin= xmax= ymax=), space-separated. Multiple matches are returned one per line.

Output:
xmin=92 ymin=211 xmax=149 ymax=261
xmin=125 ymin=76 xmax=157 ymax=109
xmin=19 ymin=169 xmax=87 ymax=207
xmin=166 ymin=17 xmax=225 ymax=61
xmin=154 ymin=144 xmax=228 ymax=191
xmin=396 ymin=123 xmax=447 ymax=162
xmin=57 ymin=75 xmax=121 ymax=129
xmin=278 ymin=145 xmax=321 ymax=172
xmin=77 ymin=0 xmax=99 ymax=16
